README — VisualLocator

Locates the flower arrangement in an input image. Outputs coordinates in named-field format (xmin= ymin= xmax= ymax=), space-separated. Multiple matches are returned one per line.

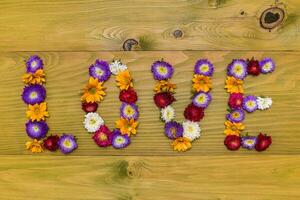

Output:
xmin=22 ymin=55 xmax=77 ymax=154
xmin=81 ymin=59 xmax=139 ymax=149
xmin=152 ymin=59 xmax=214 ymax=152
xmin=224 ymin=58 xmax=274 ymax=151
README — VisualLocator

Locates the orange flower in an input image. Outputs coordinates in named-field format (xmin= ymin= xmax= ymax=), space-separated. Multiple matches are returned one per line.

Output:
xmin=26 ymin=139 xmax=44 ymax=153
xmin=192 ymin=74 xmax=212 ymax=92
xmin=225 ymin=76 xmax=244 ymax=94
xmin=81 ymin=77 xmax=106 ymax=103
xmin=224 ymin=120 xmax=245 ymax=136
xmin=116 ymin=70 xmax=133 ymax=90
xmin=26 ymin=102 xmax=49 ymax=121
xmin=154 ymin=80 xmax=176 ymax=93
xmin=172 ymin=137 xmax=192 ymax=152
xmin=115 ymin=118 xmax=138 ymax=136
xmin=22 ymin=69 xmax=46 ymax=85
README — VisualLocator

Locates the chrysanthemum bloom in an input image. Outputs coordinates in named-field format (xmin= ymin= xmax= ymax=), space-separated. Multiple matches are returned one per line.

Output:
xmin=247 ymin=58 xmax=260 ymax=76
xmin=241 ymin=136 xmax=257 ymax=150
xmin=184 ymin=103 xmax=204 ymax=122
xmin=89 ymin=60 xmax=111 ymax=82
xmin=109 ymin=60 xmax=127 ymax=75
xmin=22 ymin=69 xmax=46 ymax=85
xmin=26 ymin=102 xmax=49 ymax=121
xmin=164 ymin=121 xmax=183 ymax=139
xmin=257 ymin=97 xmax=272 ymax=110
xmin=224 ymin=120 xmax=245 ymax=136
xmin=192 ymin=74 xmax=212 ymax=92
xmin=255 ymin=133 xmax=272 ymax=152
xmin=43 ymin=135 xmax=60 ymax=151
xmin=26 ymin=139 xmax=44 ymax=153
xmin=26 ymin=55 xmax=44 ymax=73
xmin=227 ymin=59 xmax=247 ymax=80
xmin=115 ymin=118 xmax=138 ymax=136
xmin=224 ymin=135 xmax=241 ymax=151
xmin=192 ymin=92 xmax=212 ymax=108
xmin=228 ymin=93 xmax=243 ymax=109
xmin=172 ymin=137 xmax=192 ymax=152
xmin=25 ymin=120 xmax=48 ymax=139
xmin=81 ymin=77 xmax=106 ymax=103
xmin=151 ymin=60 xmax=174 ymax=80
xmin=154 ymin=80 xmax=176 ymax=93
xmin=58 ymin=134 xmax=78 ymax=154
xmin=92 ymin=125 xmax=112 ymax=147
xmin=22 ymin=84 xmax=46 ymax=105
xmin=182 ymin=120 xmax=201 ymax=141
xmin=82 ymin=102 xmax=98 ymax=113
xmin=116 ymin=70 xmax=133 ymax=90
xmin=225 ymin=76 xmax=244 ymax=94
xmin=120 ymin=103 xmax=139 ymax=120
xmin=226 ymin=109 xmax=245 ymax=123
xmin=160 ymin=105 xmax=175 ymax=122
xmin=119 ymin=88 xmax=138 ymax=104
xmin=259 ymin=58 xmax=275 ymax=74
xmin=84 ymin=112 xmax=104 ymax=133
xmin=154 ymin=92 xmax=175 ymax=108
xmin=194 ymin=59 xmax=214 ymax=76
xmin=243 ymin=95 xmax=258 ymax=113
xmin=111 ymin=130 xmax=131 ymax=149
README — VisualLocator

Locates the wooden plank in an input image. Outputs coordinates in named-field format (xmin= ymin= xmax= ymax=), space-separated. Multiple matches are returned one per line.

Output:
xmin=0 ymin=51 xmax=299 ymax=155
xmin=0 ymin=0 xmax=300 ymax=51
xmin=0 ymin=155 xmax=299 ymax=200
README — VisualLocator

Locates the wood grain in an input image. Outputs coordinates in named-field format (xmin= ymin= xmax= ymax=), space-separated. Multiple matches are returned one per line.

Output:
xmin=0 ymin=51 xmax=299 ymax=155
xmin=1 ymin=0 xmax=300 ymax=51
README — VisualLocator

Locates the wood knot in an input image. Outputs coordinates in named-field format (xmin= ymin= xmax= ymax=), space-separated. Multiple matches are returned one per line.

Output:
xmin=123 ymin=39 xmax=138 ymax=51
xmin=126 ymin=161 xmax=149 ymax=178
xmin=173 ymin=29 xmax=183 ymax=39
xmin=260 ymin=7 xmax=285 ymax=30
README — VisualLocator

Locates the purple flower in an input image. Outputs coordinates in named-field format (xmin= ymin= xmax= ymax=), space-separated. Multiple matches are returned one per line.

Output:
xmin=192 ymin=92 xmax=212 ymax=108
xmin=227 ymin=59 xmax=247 ymax=80
xmin=22 ymin=84 xmax=46 ymax=105
xmin=226 ymin=109 xmax=245 ymax=123
xmin=164 ymin=121 xmax=183 ymax=139
xmin=26 ymin=55 xmax=43 ymax=73
xmin=243 ymin=95 xmax=258 ymax=113
xmin=151 ymin=60 xmax=174 ymax=80
xmin=111 ymin=130 xmax=130 ymax=149
xmin=25 ymin=121 xmax=48 ymax=139
xmin=120 ymin=103 xmax=139 ymax=120
xmin=241 ymin=136 xmax=257 ymax=150
xmin=89 ymin=60 xmax=111 ymax=82
xmin=194 ymin=59 xmax=214 ymax=76
xmin=58 ymin=134 xmax=78 ymax=154
xmin=259 ymin=58 xmax=275 ymax=74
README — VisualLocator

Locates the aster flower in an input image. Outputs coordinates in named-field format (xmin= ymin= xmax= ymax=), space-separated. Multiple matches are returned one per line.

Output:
xmin=241 ymin=136 xmax=257 ymax=150
xmin=89 ymin=60 xmax=111 ymax=82
xmin=81 ymin=77 xmax=106 ymax=103
xmin=26 ymin=55 xmax=44 ymax=73
xmin=26 ymin=102 xmax=49 ymax=121
xmin=116 ymin=70 xmax=133 ymax=90
xmin=247 ymin=58 xmax=260 ymax=76
xmin=58 ymin=134 xmax=78 ymax=154
xmin=225 ymin=76 xmax=244 ymax=94
xmin=257 ymin=97 xmax=272 ymax=110
xmin=160 ymin=105 xmax=175 ymax=122
xmin=227 ymin=59 xmax=247 ymax=80
xmin=43 ymin=135 xmax=60 ymax=151
xmin=172 ymin=137 xmax=192 ymax=152
xmin=25 ymin=121 xmax=48 ymax=139
xmin=184 ymin=103 xmax=204 ymax=122
xmin=26 ymin=139 xmax=44 ymax=153
xmin=109 ymin=60 xmax=127 ymax=75
xmin=119 ymin=88 xmax=138 ymax=104
xmin=192 ymin=92 xmax=212 ymax=108
xmin=22 ymin=84 xmax=46 ymax=105
xmin=194 ymin=59 xmax=214 ymax=76
xmin=22 ymin=69 xmax=46 ymax=85
xmin=243 ymin=95 xmax=258 ymax=113
xmin=192 ymin=74 xmax=212 ymax=92
xmin=120 ymin=103 xmax=139 ymax=120
xmin=182 ymin=120 xmax=201 ymax=141
xmin=228 ymin=93 xmax=243 ymax=109
xmin=115 ymin=118 xmax=138 ymax=136
xmin=84 ymin=112 xmax=104 ymax=133
xmin=151 ymin=60 xmax=174 ymax=80
xmin=111 ymin=130 xmax=131 ymax=149
xmin=154 ymin=92 xmax=175 ymax=108
xmin=224 ymin=120 xmax=245 ymax=136
xmin=164 ymin=121 xmax=183 ymax=139
xmin=154 ymin=80 xmax=176 ymax=93
xmin=259 ymin=58 xmax=275 ymax=74
xmin=82 ymin=102 xmax=98 ymax=113
xmin=226 ymin=109 xmax=245 ymax=123
xmin=92 ymin=125 xmax=112 ymax=147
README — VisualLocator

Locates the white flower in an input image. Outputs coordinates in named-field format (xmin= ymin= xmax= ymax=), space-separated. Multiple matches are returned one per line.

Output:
xmin=109 ymin=60 xmax=127 ymax=75
xmin=84 ymin=112 xmax=104 ymax=133
xmin=257 ymin=97 xmax=272 ymax=110
xmin=160 ymin=106 xmax=175 ymax=122
xmin=182 ymin=120 xmax=201 ymax=141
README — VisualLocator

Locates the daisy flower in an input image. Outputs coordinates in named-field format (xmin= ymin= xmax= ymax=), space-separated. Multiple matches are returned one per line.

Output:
xmin=84 ymin=112 xmax=104 ymax=133
xmin=111 ymin=130 xmax=131 ymax=149
xmin=120 ymin=103 xmax=139 ymax=120
xmin=227 ymin=59 xmax=247 ymax=80
xmin=160 ymin=105 xmax=175 ymax=122
xmin=26 ymin=55 xmax=44 ymax=73
xmin=58 ymin=134 xmax=78 ymax=154
xmin=116 ymin=70 xmax=133 ymax=90
xmin=194 ymin=59 xmax=214 ymax=76
xmin=192 ymin=92 xmax=212 ymax=108
xmin=182 ymin=120 xmax=201 ymax=141
xmin=115 ymin=118 xmax=138 ymax=136
xmin=109 ymin=60 xmax=127 ymax=75
xmin=243 ymin=95 xmax=258 ymax=113
xmin=25 ymin=139 xmax=44 ymax=153
xmin=241 ymin=136 xmax=257 ymax=150
xmin=151 ymin=60 xmax=174 ymax=80
xmin=22 ymin=69 xmax=46 ymax=85
xmin=22 ymin=84 xmax=46 ymax=105
xmin=224 ymin=120 xmax=245 ymax=136
xmin=172 ymin=137 xmax=192 ymax=152
xmin=26 ymin=102 xmax=49 ymax=121
xmin=25 ymin=121 xmax=48 ymax=139
xmin=89 ymin=60 xmax=111 ymax=82
xmin=81 ymin=77 xmax=106 ymax=103
xmin=225 ymin=76 xmax=244 ymax=94
xmin=164 ymin=121 xmax=183 ymax=139
xmin=192 ymin=74 xmax=212 ymax=92
xmin=154 ymin=80 xmax=176 ymax=93
xmin=257 ymin=97 xmax=272 ymax=110
xmin=226 ymin=109 xmax=245 ymax=123
xmin=92 ymin=125 xmax=112 ymax=147
xmin=259 ymin=58 xmax=275 ymax=74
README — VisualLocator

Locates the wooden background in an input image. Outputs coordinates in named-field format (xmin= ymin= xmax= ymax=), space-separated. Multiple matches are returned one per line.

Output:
xmin=0 ymin=0 xmax=300 ymax=199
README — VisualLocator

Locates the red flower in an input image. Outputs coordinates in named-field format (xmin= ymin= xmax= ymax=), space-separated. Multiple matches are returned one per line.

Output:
xmin=255 ymin=133 xmax=272 ymax=152
xmin=247 ymin=58 xmax=260 ymax=76
xmin=43 ymin=135 xmax=60 ymax=151
xmin=228 ymin=93 xmax=243 ymax=109
xmin=154 ymin=92 xmax=175 ymax=108
xmin=92 ymin=125 xmax=112 ymax=147
xmin=224 ymin=135 xmax=241 ymax=151
xmin=184 ymin=103 xmax=204 ymax=122
xmin=82 ymin=102 xmax=98 ymax=113
xmin=119 ymin=88 xmax=138 ymax=104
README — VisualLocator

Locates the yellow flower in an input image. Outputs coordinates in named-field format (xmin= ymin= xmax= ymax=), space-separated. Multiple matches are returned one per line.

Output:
xmin=81 ymin=77 xmax=106 ymax=103
xmin=154 ymin=80 xmax=176 ymax=93
xmin=26 ymin=139 xmax=44 ymax=153
xmin=115 ymin=118 xmax=138 ymax=136
xmin=192 ymin=74 xmax=212 ymax=92
xmin=224 ymin=120 xmax=245 ymax=136
xmin=26 ymin=102 xmax=49 ymax=121
xmin=22 ymin=69 xmax=46 ymax=85
xmin=116 ymin=70 xmax=133 ymax=90
xmin=172 ymin=137 xmax=192 ymax=152
xmin=225 ymin=76 xmax=244 ymax=94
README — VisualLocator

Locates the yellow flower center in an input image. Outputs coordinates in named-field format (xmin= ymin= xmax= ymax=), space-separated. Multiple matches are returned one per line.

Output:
xmin=158 ymin=66 xmax=167 ymax=75
xmin=63 ymin=140 xmax=72 ymax=148
xmin=245 ymin=140 xmax=254 ymax=145
xmin=30 ymin=92 xmax=38 ymax=99
xmin=231 ymin=126 xmax=237 ymax=131
xmin=116 ymin=137 xmax=125 ymax=144
xmin=34 ymin=107 xmax=40 ymax=115
xmin=234 ymin=65 xmax=242 ymax=74
xmin=31 ymin=61 xmax=37 ymax=68
xmin=88 ymin=87 xmax=97 ymax=94
xmin=233 ymin=112 xmax=240 ymax=118
xmin=89 ymin=119 xmax=96 ymax=125
xmin=125 ymin=106 xmax=134 ymax=116
xmin=96 ymin=68 xmax=104 ymax=76
xmin=33 ymin=125 xmax=39 ymax=132
xmin=188 ymin=126 xmax=193 ymax=132
xmin=200 ymin=65 xmax=209 ymax=72
xmin=98 ymin=133 xmax=107 ymax=141
xmin=247 ymin=101 xmax=254 ymax=107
